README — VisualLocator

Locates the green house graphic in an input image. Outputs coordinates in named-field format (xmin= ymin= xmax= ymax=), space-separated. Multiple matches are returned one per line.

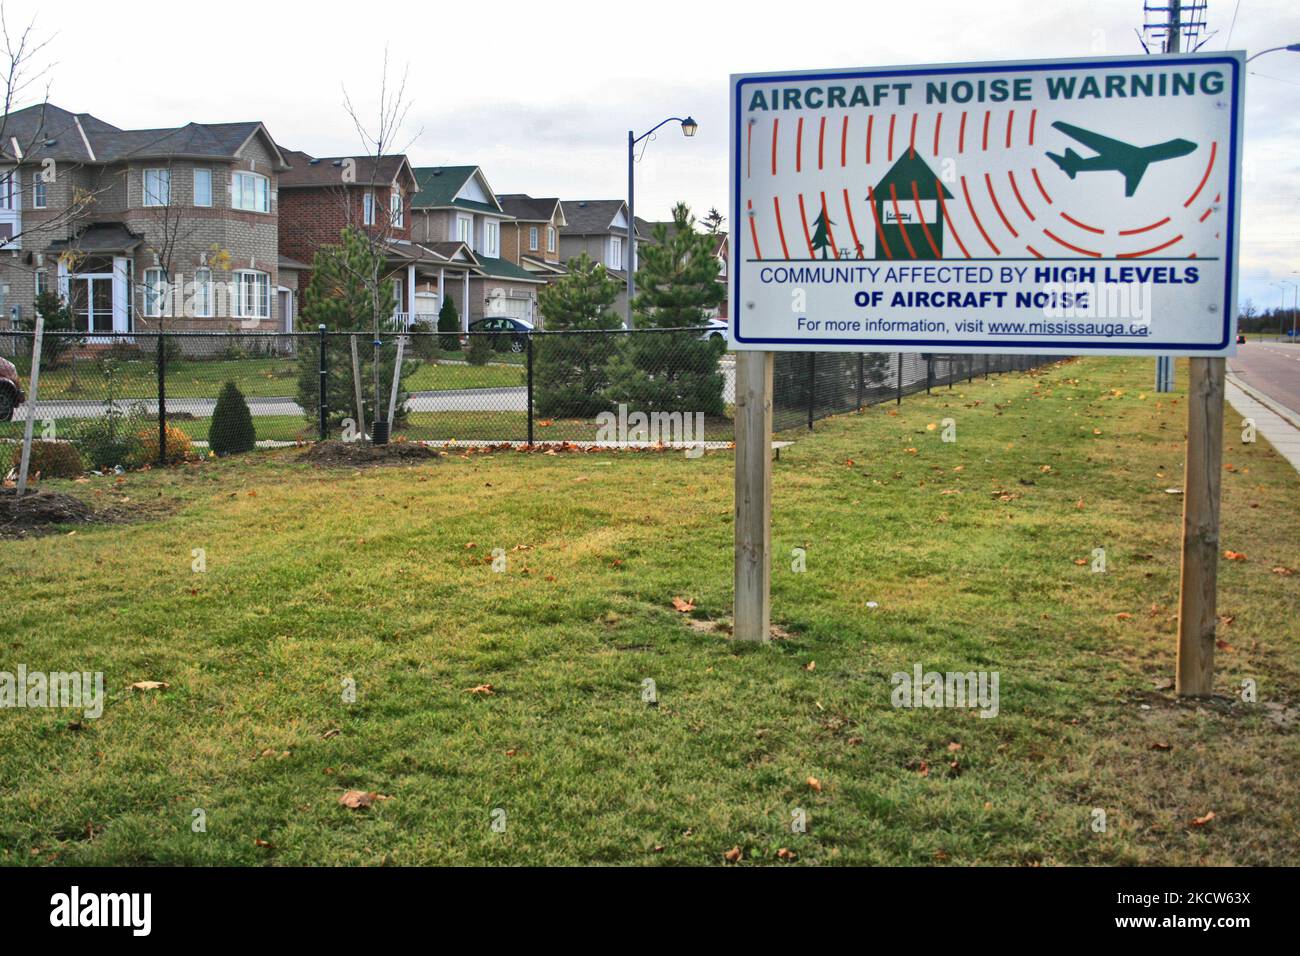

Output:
xmin=872 ymin=150 xmax=952 ymax=260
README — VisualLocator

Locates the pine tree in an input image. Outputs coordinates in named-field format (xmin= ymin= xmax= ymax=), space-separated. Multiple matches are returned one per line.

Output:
xmin=295 ymin=227 xmax=414 ymax=432
xmin=209 ymin=381 xmax=257 ymax=455
xmin=534 ymin=254 xmax=622 ymax=418
xmin=604 ymin=203 xmax=726 ymax=416
xmin=437 ymin=297 xmax=460 ymax=351
xmin=811 ymin=209 xmax=834 ymax=259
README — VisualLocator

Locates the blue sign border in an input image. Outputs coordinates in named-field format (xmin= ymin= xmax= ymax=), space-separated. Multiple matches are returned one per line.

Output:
xmin=730 ymin=54 xmax=1242 ymax=353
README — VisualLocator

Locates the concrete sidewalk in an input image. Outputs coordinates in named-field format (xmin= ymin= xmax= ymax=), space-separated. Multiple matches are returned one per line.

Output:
xmin=1225 ymin=373 xmax=1300 ymax=475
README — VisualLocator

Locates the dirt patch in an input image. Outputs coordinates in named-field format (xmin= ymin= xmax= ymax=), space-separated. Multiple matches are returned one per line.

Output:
xmin=298 ymin=440 xmax=441 ymax=468
xmin=0 ymin=488 xmax=132 ymax=539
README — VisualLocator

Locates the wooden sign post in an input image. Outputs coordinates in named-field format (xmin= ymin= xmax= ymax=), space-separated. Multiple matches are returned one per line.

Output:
xmin=734 ymin=350 xmax=773 ymax=642
xmin=1175 ymin=356 xmax=1226 ymax=696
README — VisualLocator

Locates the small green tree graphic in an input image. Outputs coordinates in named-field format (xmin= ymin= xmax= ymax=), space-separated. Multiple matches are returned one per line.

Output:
xmin=811 ymin=209 xmax=834 ymax=259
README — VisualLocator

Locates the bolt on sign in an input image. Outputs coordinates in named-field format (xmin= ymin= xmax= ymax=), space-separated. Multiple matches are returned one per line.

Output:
xmin=728 ymin=53 xmax=1244 ymax=355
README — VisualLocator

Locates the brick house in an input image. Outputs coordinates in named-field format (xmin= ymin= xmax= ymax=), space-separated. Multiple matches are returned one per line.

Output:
xmin=0 ymin=103 xmax=290 ymax=335
xmin=559 ymin=199 xmax=639 ymax=315
xmin=409 ymin=166 xmax=545 ymax=328
xmin=497 ymin=194 xmax=567 ymax=281
xmin=276 ymin=149 xmax=434 ymax=327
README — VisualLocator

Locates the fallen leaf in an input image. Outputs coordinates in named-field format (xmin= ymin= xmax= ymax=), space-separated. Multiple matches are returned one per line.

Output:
xmin=253 ymin=838 xmax=274 ymax=849
xmin=1189 ymin=811 xmax=1216 ymax=827
xmin=1224 ymin=550 xmax=1248 ymax=561
xmin=776 ymin=847 xmax=797 ymax=861
xmin=672 ymin=596 xmax=696 ymax=613
xmin=130 ymin=681 xmax=169 ymax=691
xmin=806 ymin=776 xmax=823 ymax=792
xmin=803 ymin=661 xmax=816 ymax=672
xmin=339 ymin=790 xmax=391 ymax=809
xmin=1272 ymin=566 xmax=1295 ymax=577
xmin=1150 ymin=742 xmax=1172 ymax=752
xmin=466 ymin=684 xmax=495 ymax=696
xmin=1216 ymin=640 xmax=1235 ymax=653
xmin=723 ymin=846 xmax=742 ymax=864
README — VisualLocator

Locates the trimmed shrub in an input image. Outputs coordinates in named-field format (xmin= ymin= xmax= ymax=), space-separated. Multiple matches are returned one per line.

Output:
xmin=11 ymin=440 xmax=83 ymax=479
xmin=76 ymin=405 xmax=146 ymax=471
xmin=466 ymin=332 xmax=493 ymax=366
xmin=409 ymin=320 xmax=439 ymax=361
xmin=209 ymin=381 xmax=257 ymax=455
xmin=132 ymin=424 xmax=192 ymax=467
xmin=437 ymin=298 xmax=461 ymax=351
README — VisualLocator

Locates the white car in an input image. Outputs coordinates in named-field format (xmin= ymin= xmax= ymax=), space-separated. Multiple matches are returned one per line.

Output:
xmin=701 ymin=318 xmax=729 ymax=343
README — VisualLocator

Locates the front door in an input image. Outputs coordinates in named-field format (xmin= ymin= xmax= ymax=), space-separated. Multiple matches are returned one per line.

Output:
xmin=69 ymin=275 xmax=115 ymax=335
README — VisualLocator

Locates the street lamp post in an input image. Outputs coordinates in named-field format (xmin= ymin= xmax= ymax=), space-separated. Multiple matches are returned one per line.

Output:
xmin=1273 ymin=280 xmax=1299 ymax=341
xmin=1246 ymin=43 xmax=1300 ymax=62
xmin=626 ymin=116 xmax=698 ymax=328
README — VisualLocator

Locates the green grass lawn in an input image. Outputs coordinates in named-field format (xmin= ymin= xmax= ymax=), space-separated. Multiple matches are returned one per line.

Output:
xmin=17 ymin=353 xmax=523 ymax=403
xmin=1 ymin=356 xmax=1296 ymax=866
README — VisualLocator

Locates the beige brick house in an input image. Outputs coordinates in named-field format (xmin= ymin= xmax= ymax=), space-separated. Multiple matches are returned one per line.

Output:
xmin=0 ymin=103 xmax=290 ymax=336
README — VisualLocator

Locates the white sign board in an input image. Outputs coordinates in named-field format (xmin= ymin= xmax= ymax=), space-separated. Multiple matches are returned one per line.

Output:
xmin=729 ymin=53 xmax=1243 ymax=355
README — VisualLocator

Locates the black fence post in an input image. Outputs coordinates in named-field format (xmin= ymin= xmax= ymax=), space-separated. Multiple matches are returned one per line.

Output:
xmin=318 ymin=324 xmax=328 ymax=442
xmin=896 ymin=353 xmax=903 ymax=405
xmin=156 ymin=333 xmax=167 ymax=466
xmin=526 ymin=333 xmax=535 ymax=447
xmin=807 ymin=352 xmax=816 ymax=430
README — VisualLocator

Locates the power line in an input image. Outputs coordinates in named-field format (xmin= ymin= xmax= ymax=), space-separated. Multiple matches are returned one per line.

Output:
xmin=1225 ymin=0 xmax=1242 ymax=48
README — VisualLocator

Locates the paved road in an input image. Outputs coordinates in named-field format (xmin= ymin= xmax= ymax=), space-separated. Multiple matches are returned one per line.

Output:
xmin=16 ymin=385 xmax=530 ymax=421
xmin=1228 ymin=341 xmax=1300 ymax=416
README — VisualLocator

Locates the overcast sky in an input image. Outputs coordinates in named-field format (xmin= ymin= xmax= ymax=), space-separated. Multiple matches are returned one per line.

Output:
xmin=8 ymin=0 xmax=1297 ymax=312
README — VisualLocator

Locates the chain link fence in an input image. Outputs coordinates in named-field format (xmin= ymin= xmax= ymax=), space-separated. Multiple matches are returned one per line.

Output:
xmin=0 ymin=328 xmax=1056 ymax=468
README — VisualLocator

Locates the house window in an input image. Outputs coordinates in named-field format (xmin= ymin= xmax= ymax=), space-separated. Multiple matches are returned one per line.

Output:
xmin=363 ymin=191 xmax=376 ymax=226
xmin=193 ymin=268 xmax=213 ymax=317
xmin=529 ymin=226 xmax=538 ymax=251
xmin=194 ymin=168 xmax=212 ymax=207
xmin=610 ymin=236 xmax=623 ymax=270
xmin=486 ymin=221 xmax=499 ymax=257
xmin=31 ymin=173 xmax=46 ymax=209
xmin=143 ymin=268 xmax=167 ymax=317
xmin=231 ymin=171 xmax=270 ymax=213
xmin=389 ymin=189 xmax=403 ymax=228
xmin=456 ymin=216 xmax=472 ymax=246
xmin=34 ymin=270 xmax=48 ymax=297
xmin=143 ymin=168 xmax=171 ymax=206
xmin=547 ymin=226 xmax=556 ymax=253
xmin=0 ymin=171 xmax=14 ymax=210
xmin=392 ymin=277 xmax=403 ymax=313
xmin=234 ymin=270 xmax=270 ymax=318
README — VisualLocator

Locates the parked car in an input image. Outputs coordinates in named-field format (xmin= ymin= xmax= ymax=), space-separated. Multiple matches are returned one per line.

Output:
xmin=462 ymin=317 xmax=535 ymax=353
xmin=0 ymin=355 xmax=24 ymax=422
xmin=701 ymin=317 xmax=729 ymax=343
xmin=1236 ymin=333 xmax=1247 ymax=344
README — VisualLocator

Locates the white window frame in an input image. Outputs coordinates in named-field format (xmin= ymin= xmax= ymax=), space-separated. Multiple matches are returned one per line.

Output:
xmin=234 ymin=269 xmax=271 ymax=319
xmin=31 ymin=172 xmax=46 ymax=209
xmin=456 ymin=215 xmax=472 ymax=246
xmin=0 ymin=171 xmax=14 ymax=210
xmin=547 ymin=225 xmax=556 ymax=253
xmin=231 ymin=171 xmax=270 ymax=213
xmin=485 ymin=220 xmax=499 ymax=258
xmin=363 ymin=190 xmax=376 ymax=226
xmin=193 ymin=168 xmax=212 ymax=207
xmin=143 ymin=267 xmax=167 ymax=317
xmin=389 ymin=188 xmax=403 ymax=228
xmin=529 ymin=226 xmax=538 ymax=251
xmin=610 ymin=235 xmax=623 ymax=270
xmin=193 ymin=267 xmax=213 ymax=317
xmin=143 ymin=168 xmax=171 ymax=207
xmin=34 ymin=269 xmax=48 ymax=297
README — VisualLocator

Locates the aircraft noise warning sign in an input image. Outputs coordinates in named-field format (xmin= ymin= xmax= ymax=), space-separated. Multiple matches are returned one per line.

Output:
xmin=728 ymin=53 xmax=1244 ymax=355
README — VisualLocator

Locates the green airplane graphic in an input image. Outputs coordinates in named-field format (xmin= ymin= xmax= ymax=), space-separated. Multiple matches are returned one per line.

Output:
xmin=1046 ymin=121 xmax=1197 ymax=197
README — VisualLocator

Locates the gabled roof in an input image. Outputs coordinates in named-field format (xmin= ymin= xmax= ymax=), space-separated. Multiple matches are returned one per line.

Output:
xmin=874 ymin=149 xmax=953 ymax=199
xmin=0 ymin=103 xmax=286 ymax=168
xmin=410 ymin=165 xmax=506 ymax=214
xmin=474 ymin=256 xmax=545 ymax=283
xmin=519 ymin=254 xmax=567 ymax=276
xmin=278 ymin=149 xmax=417 ymax=190
xmin=497 ymin=194 xmax=563 ymax=224
xmin=561 ymin=199 xmax=632 ymax=236
xmin=46 ymin=222 xmax=145 ymax=255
